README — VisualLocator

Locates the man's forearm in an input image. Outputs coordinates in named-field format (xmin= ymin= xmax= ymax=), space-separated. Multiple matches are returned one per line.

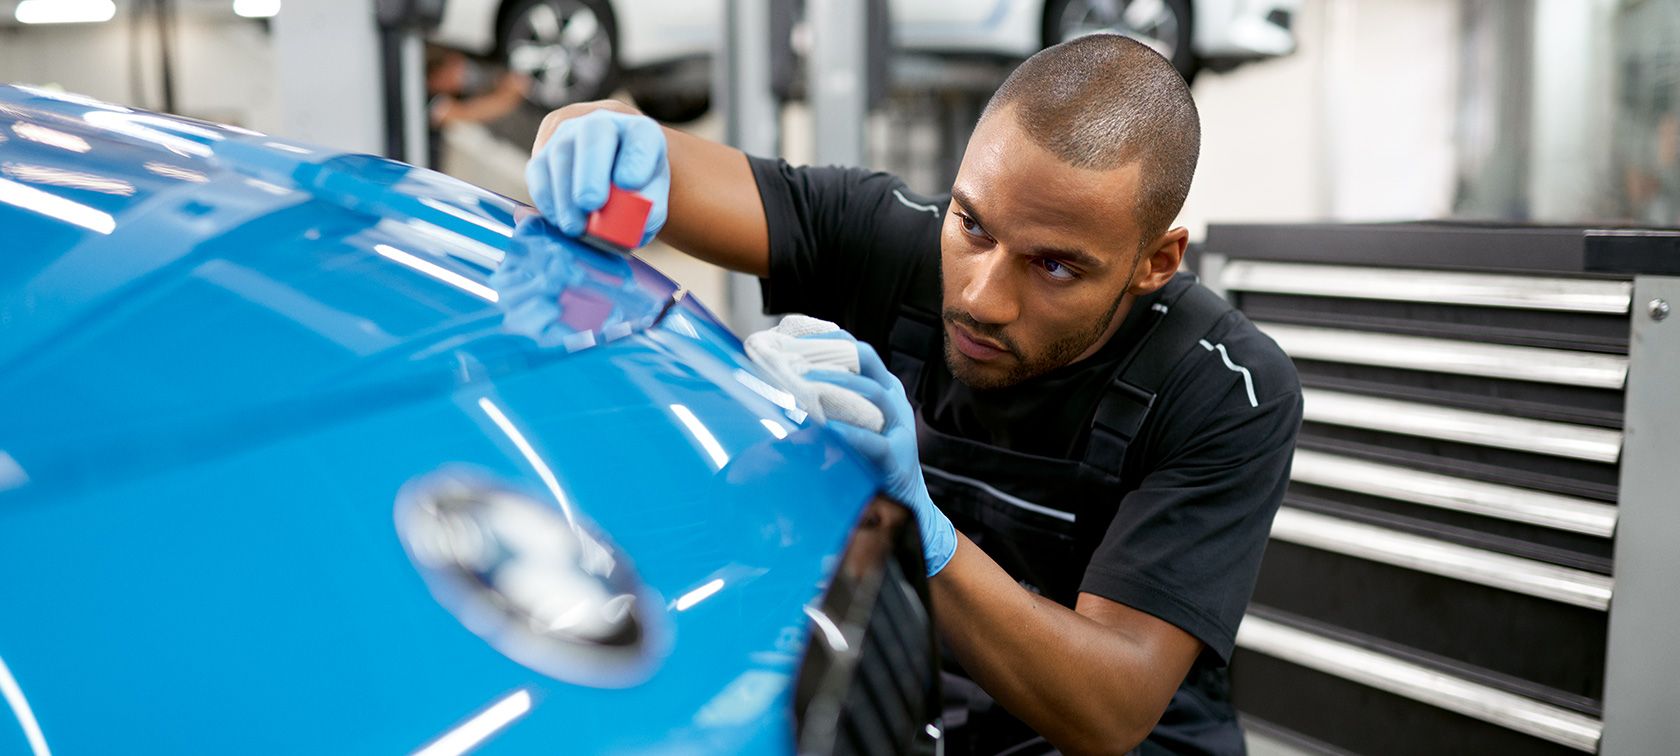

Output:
xmin=657 ymin=127 xmax=771 ymax=277
xmin=532 ymin=101 xmax=771 ymax=276
xmin=930 ymin=532 xmax=1193 ymax=754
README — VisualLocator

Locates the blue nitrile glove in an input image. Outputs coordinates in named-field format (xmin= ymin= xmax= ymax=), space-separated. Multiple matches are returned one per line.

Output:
xmin=525 ymin=108 xmax=670 ymax=248
xmin=490 ymin=216 xmax=657 ymax=346
xmin=807 ymin=334 xmax=957 ymax=577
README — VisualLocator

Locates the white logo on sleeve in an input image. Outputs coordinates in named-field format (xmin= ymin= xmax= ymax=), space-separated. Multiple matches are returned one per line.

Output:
xmin=1199 ymin=339 xmax=1259 ymax=408
xmin=892 ymin=189 xmax=942 ymax=217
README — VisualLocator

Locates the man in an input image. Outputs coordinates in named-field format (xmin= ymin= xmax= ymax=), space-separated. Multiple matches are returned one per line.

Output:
xmin=526 ymin=35 xmax=1301 ymax=755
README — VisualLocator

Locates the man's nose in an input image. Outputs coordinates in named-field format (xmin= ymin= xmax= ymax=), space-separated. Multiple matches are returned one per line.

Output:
xmin=959 ymin=249 xmax=1020 ymax=326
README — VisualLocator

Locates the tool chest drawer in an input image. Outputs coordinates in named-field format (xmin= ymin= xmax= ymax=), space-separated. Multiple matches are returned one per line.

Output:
xmin=1201 ymin=223 xmax=1680 ymax=755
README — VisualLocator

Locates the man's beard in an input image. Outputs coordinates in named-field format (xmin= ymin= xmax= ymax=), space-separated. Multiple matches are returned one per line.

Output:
xmin=942 ymin=290 xmax=1129 ymax=390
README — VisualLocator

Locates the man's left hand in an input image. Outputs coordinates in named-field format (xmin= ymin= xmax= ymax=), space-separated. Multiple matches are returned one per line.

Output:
xmin=807 ymin=334 xmax=957 ymax=576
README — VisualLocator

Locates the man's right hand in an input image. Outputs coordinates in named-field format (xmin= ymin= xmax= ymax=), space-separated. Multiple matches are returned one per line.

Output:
xmin=526 ymin=103 xmax=669 ymax=249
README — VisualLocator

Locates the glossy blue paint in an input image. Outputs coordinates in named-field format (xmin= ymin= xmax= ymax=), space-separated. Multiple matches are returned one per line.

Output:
xmin=0 ymin=85 xmax=879 ymax=754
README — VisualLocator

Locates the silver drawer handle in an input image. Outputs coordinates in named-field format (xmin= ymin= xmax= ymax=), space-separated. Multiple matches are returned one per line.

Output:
xmin=1269 ymin=507 xmax=1614 ymax=610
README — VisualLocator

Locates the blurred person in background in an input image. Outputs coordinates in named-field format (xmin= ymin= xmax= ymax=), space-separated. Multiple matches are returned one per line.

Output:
xmin=425 ymin=44 xmax=531 ymax=168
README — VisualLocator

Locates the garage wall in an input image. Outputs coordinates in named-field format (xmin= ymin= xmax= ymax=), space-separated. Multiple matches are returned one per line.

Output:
xmin=1527 ymin=0 xmax=1618 ymax=222
xmin=0 ymin=11 xmax=279 ymax=131
xmin=859 ymin=0 xmax=1465 ymax=245
xmin=1178 ymin=0 xmax=1461 ymax=241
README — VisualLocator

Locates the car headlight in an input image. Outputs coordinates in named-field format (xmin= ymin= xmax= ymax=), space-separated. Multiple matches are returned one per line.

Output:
xmin=394 ymin=468 xmax=666 ymax=688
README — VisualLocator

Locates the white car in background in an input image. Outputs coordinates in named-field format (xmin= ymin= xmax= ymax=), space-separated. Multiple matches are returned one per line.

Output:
xmin=431 ymin=0 xmax=1300 ymax=122
xmin=898 ymin=0 xmax=1301 ymax=81
xmin=431 ymin=0 xmax=716 ymax=121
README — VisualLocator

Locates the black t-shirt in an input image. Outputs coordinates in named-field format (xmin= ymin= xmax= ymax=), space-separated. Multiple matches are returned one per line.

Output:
xmin=751 ymin=156 xmax=1302 ymax=743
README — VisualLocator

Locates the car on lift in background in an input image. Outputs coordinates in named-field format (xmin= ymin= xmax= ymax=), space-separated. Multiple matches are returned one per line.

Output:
xmin=0 ymin=83 xmax=938 ymax=754
xmin=431 ymin=0 xmax=1300 ymax=122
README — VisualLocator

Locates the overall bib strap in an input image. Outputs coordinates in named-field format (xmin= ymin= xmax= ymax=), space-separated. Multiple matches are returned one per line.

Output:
xmin=1083 ymin=281 xmax=1232 ymax=472
xmin=888 ymin=304 xmax=941 ymax=399
xmin=917 ymin=278 xmax=1240 ymax=754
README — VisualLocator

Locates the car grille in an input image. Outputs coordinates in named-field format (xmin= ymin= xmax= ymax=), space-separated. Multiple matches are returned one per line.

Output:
xmin=794 ymin=496 xmax=941 ymax=756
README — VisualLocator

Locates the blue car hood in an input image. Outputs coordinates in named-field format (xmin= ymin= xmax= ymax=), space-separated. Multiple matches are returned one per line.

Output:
xmin=0 ymin=87 xmax=883 ymax=754
xmin=0 ymin=85 xmax=687 ymax=493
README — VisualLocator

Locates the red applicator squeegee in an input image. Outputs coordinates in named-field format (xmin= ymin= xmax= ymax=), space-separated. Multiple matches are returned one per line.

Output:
xmin=582 ymin=185 xmax=654 ymax=253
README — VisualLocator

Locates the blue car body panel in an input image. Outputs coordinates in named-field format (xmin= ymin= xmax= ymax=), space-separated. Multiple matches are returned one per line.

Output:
xmin=0 ymin=85 xmax=879 ymax=754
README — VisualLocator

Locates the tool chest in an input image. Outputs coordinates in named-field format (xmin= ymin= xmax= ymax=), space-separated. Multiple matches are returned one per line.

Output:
xmin=1200 ymin=223 xmax=1680 ymax=755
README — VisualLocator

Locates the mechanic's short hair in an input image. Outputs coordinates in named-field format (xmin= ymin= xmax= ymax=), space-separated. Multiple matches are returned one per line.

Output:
xmin=982 ymin=34 xmax=1201 ymax=245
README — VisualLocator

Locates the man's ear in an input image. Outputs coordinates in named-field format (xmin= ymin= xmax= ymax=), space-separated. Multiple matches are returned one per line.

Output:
xmin=1129 ymin=226 xmax=1189 ymax=295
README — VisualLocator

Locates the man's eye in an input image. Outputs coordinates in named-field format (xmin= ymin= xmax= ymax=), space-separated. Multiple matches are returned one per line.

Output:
xmin=1039 ymin=258 xmax=1077 ymax=281
xmin=958 ymin=214 xmax=987 ymax=238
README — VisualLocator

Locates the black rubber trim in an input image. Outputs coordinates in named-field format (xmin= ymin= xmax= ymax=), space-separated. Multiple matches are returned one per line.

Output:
xmin=1297 ymin=424 xmax=1621 ymax=499
xmin=1296 ymin=365 xmax=1625 ymax=430
xmin=1294 ymin=434 xmax=1618 ymax=503
xmin=1239 ymin=714 xmax=1357 ymax=756
xmin=1286 ymin=483 xmax=1614 ymax=565
xmin=1231 ymin=647 xmax=1587 ymax=756
xmin=1238 ymin=292 xmax=1632 ymax=355
xmin=1284 ymin=491 xmax=1614 ymax=574
xmin=1242 ymin=604 xmax=1604 ymax=715
xmin=1584 ymin=230 xmax=1680 ymax=275
xmin=1207 ymin=221 xmax=1646 ymax=277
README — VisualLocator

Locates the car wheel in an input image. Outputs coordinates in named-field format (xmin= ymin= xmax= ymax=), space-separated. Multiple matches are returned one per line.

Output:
xmin=1043 ymin=0 xmax=1198 ymax=84
xmin=499 ymin=0 xmax=619 ymax=109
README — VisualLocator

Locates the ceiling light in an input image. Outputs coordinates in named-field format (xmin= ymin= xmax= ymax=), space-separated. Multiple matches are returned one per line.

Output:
xmin=232 ymin=0 xmax=280 ymax=19
xmin=15 ymin=0 xmax=116 ymax=24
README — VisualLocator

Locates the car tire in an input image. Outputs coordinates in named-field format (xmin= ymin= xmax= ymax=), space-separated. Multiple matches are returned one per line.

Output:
xmin=498 ymin=0 xmax=620 ymax=110
xmin=1042 ymin=0 xmax=1199 ymax=84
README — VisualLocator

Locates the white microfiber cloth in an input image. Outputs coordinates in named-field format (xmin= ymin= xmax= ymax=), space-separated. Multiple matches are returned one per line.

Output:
xmin=744 ymin=315 xmax=886 ymax=432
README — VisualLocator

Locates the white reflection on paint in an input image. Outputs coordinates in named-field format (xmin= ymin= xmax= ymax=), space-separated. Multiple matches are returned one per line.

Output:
xmin=802 ymin=605 xmax=849 ymax=653
xmin=410 ymin=688 xmax=531 ymax=756
xmin=0 ymin=654 xmax=52 ymax=756
xmin=401 ymin=218 xmax=504 ymax=267
xmin=373 ymin=243 xmax=497 ymax=302
xmin=477 ymin=398 xmax=617 ymax=576
xmin=693 ymin=670 xmax=787 ymax=729
xmin=666 ymin=312 xmax=699 ymax=339
xmin=476 ymin=398 xmax=573 ymax=522
xmin=11 ymin=123 xmax=89 ymax=153
xmin=759 ymin=418 xmax=789 ymax=440
xmin=673 ymin=578 xmax=725 ymax=612
xmin=243 ymin=178 xmax=292 ymax=196
xmin=0 ymin=177 xmax=114 ymax=234
xmin=10 ymin=86 xmax=128 ymax=112
xmin=262 ymin=140 xmax=312 ymax=155
xmin=0 ymin=452 xmax=28 ymax=493
xmin=82 ymin=111 xmax=217 ymax=158
xmin=669 ymin=403 xmax=730 ymax=470
xmin=732 ymin=369 xmax=799 ymax=414
xmin=217 ymin=122 xmax=265 ymax=137
xmin=418 ymin=196 xmax=514 ymax=238
xmin=2 ymin=163 xmax=134 ymax=195
xmin=144 ymin=161 xmax=208 ymax=183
